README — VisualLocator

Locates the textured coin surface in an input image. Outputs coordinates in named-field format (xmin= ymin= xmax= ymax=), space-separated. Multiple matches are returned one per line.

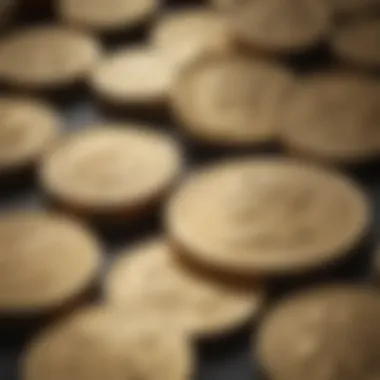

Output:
xmin=232 ymin=0 xmax=332 ymax=53
xmin=0 ymin=212 xmax=101 ymax=312
xmin=151 ymin=9 xmax=233 ymax=69
xmin=0 ymin=25 xmax=101 ymax=90
xmin=331 ymin=18 xmax=380 ymax=69
xmin=90 ymin=47 xmax=174 ymax=108
xmin=22 ymin=306 xmax=193 ymax=380
xmin=0 ymin=97 xmax=61 ymax=173
xmin=58 ymin=0 xmax=160 ymax=33
xmin=165 ymin=158 xmax=370 ymax=275
xmin=106 ymin=239 xmax=263 ymax=337
xmin=171 ymin=54 xmax=292 ymax=146
xmin=280 ymin=73 xmax=380 ymax=163
xmin=40 ymin=125 xmax=183 ymax=219
xmin=258 ymin=285 xmax=380 ymax=380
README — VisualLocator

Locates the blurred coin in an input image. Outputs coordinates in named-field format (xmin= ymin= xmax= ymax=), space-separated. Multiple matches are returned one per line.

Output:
xmin=40 ymin=125 xmax=183 ymax=222
xmin=106 ymin=238 xmax=264 ymax=338
xmin=258 ymin=285 xmax=380 ymax=380
xmin=165 ymin=158 xmax=370 ymax=276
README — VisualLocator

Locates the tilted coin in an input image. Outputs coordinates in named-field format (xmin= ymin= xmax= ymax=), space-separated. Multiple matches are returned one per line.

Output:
xmin=0 ymin=97 xmax=61 ymax=175
xmin=331 ymin=18 xmax=380 ymax=69
xmin=0 ymin=25 xmax=101 ymax=91
xmin=232 ymin=0 xmax=332 ymax=53
xmin=258 ymin=285 xmax=380 ymax=380
xmin=171 ymin=53 xmax=292 ymax=147
xmin=165 ymin=158 xmax=370 ymax=276
xmin=90 ymin=47 xmax=174 ymax=109
xmin=58 ymin=0 xmax=160 ymax=34
xmin=0 ymin=212 xmax=101 ymax=314
xmin=280 ymin=73 xmax=380 ymax=164
xmin=150 ymin=8 xmax=233 ymax=69
xmin=106 ymin=238 xmax=264 ymax=337
xmin=40 ymin=125 xmax=183 ymax=221
xmin=22 ymin=306 xmax=193 ymax=380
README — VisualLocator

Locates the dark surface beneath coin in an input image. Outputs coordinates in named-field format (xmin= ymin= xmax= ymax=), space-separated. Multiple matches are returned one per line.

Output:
xmin=0 ymin=1 xmax=380 ymax=379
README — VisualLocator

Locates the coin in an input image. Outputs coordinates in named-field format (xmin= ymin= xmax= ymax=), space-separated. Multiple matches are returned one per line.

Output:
xmin=106 ymin=238 xmax=264 ymax=337
xmin=171 ymin=53 xmax=292 ymax=147
xmin=165 ymin=158 xmax=370 ymax=276
xmin=90 ymin=47 xmax=174 ymax=109
xmin=280 ymin=73 xmax=380 ymax=164
xmin=40 ymin=125 xmax=183 ymax=221
xmin=0 ymin=25 xmax=101 ymax=91
xmin=150 ymin=8 xmax=233 ymax=69
xmin=58 ymin=0 xmax=160 ymax=34
xmin=0 ymin=97 xmax=61 ymax=175
xmin=0 ymin=212 xmax=101 ymax=314
xmin=331 ymin=18 xmax=380 ymax=69
xmin=22 ymin=306 xmax=193 ymax=380
xmin=232 ymin=0 xmax=332 ymax=53
xmin=258 ymin=285 xmax=380 ymax=380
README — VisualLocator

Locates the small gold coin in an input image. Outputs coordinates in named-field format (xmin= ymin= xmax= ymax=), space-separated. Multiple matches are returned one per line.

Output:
xmin=165 ymin=158 xmax=370 ymax=276
xmin=258 ymin=285 xmax=380 ymax=380
xmin=150 ymin=8 xmax=233 ymax=69
xmin=58 ymin=0 xmax=160 ymax=33
xmin=40 ymin=125 xmax=183 ymax=221
xmin=280 ymin=73 xmax=380 ymax=164
xmin=0 ymin=97 xmax=61 ymax=174
xmin=90 ymin=47 xmax=174 ymax=108
xmin=232 ymin=0 xmax=332 ymax=53
xmin=0 ymin=25 xmax=101 ymax=91
xmin=0 ymin=212 xmax=101 ymax=313
xmin=22 ymin=306 xmax=193 ymax=380
xmin=106 ymin=239 xmax=264 ymax=337
xmin=171 ymin=53 xmax=292 ymax=146
xmin=331 ymin=18 xmax=380 ymax=69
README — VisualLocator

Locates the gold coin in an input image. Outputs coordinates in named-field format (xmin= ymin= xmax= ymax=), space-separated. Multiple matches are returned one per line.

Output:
xmin=280 ymin=73 xmax=380 ymax=164
xmin=0 ymin=25 xmax=101 ymax=91
xmin=90 ymin=47 xmax=174 ymax=108
xmin=0 ymin=212 xmax=101 ymax=313
xmin=150 ymin=8 xmax=233 ymax=69
xmin=171 ymin=53 xmax=292 ymax=146
xmin=22 ymin=306 xmax=193 ymax=380
xmin=40 ymin=125 xmax=183 ymax=220
xmin=58 ymin=0 xmax=160 ymax=33
xmin=331 ymin=18 xmax=380 ymax=69
xmin=232 ymin=0 xmax=332 ymax=53
xmin=106 ymin=238 xmax=264 ymax=337
xmin=0 ymin=97 xmax=61 ymax=174
xmin=258 ymin=285 xmax=380 ymax=380
xmin=165 ymin=158 xmax=370 ymax=276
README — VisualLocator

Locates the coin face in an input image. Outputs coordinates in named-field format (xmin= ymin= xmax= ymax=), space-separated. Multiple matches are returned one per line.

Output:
xmin=171 ymin=54 xmax=292 ymax=146
xmin=165 ymin=158 xmax=370 ymax=275
xmin=258 ymin=285 xmax=380 ymax=380
xmin=58 ymin=0 xmax=160 ymax=33
xmin=0 ymin=212 xmax=101 ymax=312
xmin=331 ymin=18 xmax=380 ymax=69
xmin=0 ymin=25 xmax=101 ymax=90
xmin=40 ymin=125 xmax=183 ymax=218
xmin=232 ymin=0 xmax=332 ymax=53
xmin=90 ymin=47 xmax=174 ymax=107
xmin=150 ymin=9 xmax=233 ymax=69
xmin=0 ymin=97 xmax=61 ymax=173
xmin=280 ymin=73 xmax=380 ymax=163
xmin=106 ymin=239 xmax=263 ymax=337
xmin=22 ymin=307 xmax=193 ymax=380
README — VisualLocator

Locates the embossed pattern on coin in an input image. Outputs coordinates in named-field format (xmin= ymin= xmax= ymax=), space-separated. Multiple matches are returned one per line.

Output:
xmin=106 ymin=239 xmax=263 ymax=336
xmin=22 ymin=307 xmax=193 ymax=380
xmin=171 ymin=54 xmax=292 ymax=146
xmin=166 ymin=158 xmax=370 ymax=275
xmin=258 ymin=285 xmax=380 ymax=380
